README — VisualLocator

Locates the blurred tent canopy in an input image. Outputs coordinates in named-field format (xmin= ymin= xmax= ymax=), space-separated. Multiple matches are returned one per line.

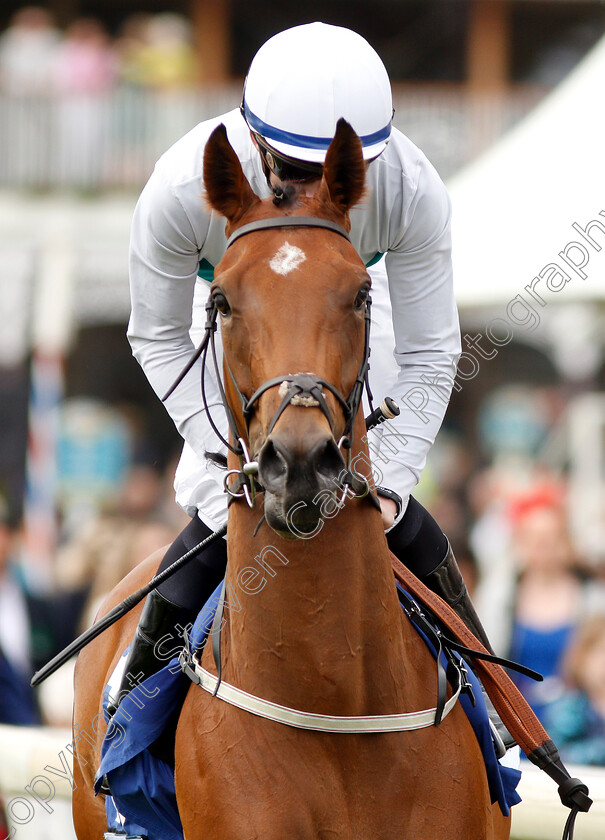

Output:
xmin=449 ymin=32 xmax=605 ymax=308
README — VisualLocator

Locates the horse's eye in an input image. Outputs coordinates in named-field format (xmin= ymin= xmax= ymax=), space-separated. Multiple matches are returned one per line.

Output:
xmin=212 ymin=290 xmax=231 ymax=316
xmin=353 ymin=285 xmax=370 ymax=311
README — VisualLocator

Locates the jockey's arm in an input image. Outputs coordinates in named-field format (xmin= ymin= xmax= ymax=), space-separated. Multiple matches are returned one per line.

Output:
xmin=376 ymin=153 xmax=461 ymax=524
xmin=127 ymin=168 xmax=225 ymax=471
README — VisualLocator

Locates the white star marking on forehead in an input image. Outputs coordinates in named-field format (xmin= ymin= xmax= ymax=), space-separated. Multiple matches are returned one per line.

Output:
xmin=269 ymin=242 xmax=307 ymax=276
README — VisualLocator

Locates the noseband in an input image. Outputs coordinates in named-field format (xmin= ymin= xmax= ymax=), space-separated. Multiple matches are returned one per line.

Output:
xmin=162 ymin=215 xmax=375 ymax=507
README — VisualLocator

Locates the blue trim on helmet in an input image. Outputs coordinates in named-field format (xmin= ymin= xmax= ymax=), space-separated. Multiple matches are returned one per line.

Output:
xmin=242 ymin=100 xmax=391 ymax=152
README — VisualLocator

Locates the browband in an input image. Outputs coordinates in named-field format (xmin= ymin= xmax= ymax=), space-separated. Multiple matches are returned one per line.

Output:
xmin=226 ymin=216 xmax=350 ymax=249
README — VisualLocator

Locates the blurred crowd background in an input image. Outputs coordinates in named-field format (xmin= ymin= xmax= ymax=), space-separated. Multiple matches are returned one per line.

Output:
xmin=1 ymin=0 xmax=604 ymax=188
xmin=1 ymin=9 xmax=605 ymax=829
xmin=0 ymin=6 xmax=197 ymax=95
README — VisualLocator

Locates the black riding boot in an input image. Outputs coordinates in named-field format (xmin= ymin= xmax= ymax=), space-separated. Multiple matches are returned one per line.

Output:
xmin=423 ymin=544 xmax=516 ymax=757
xmin=107 ymin=516 xmax=228 ymax=717
xmin=107 ymin=589 xmax=198 ymax=716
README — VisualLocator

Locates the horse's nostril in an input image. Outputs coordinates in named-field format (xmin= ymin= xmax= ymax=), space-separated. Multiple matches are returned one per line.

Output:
xmin=310 ymin=437 xmax=345 ymax=479
xmin=258 ymin=439 xmax=289 ymax=491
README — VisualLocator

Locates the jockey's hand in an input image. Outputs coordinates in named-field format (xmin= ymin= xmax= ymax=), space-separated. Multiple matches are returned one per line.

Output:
xmin=379 ymin=496 xmax=398 ymax=530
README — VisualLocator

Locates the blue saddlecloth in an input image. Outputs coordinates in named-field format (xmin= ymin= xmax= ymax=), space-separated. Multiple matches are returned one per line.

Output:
xmin=96 ymin=584 xmax=520 ymax=839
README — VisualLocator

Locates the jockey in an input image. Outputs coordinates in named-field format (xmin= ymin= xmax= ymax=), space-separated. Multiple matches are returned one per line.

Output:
xmin=121 ymin=22 xmax=512 ymax=753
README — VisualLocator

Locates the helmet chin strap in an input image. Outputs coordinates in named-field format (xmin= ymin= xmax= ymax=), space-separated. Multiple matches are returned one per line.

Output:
xmin=259 ymin=150 xmax=273 ymax=190
xmin=246 ymin=127 xmax=273 ymax=188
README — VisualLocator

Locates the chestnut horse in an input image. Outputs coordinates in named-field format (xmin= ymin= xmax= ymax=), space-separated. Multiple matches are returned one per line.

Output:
xmin=72 ymin=120 xmax=510 ymax=840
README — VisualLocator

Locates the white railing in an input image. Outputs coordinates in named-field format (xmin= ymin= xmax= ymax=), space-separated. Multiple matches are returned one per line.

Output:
xmin=1 ymin=723 xmax=603 ymax=839
xmin=0 ymin=725 xmax=76 ymax=839
xmin=0 ymin=84 xmax=546 ymax=191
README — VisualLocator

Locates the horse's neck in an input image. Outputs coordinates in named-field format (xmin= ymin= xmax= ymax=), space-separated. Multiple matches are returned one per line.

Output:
xmin=215 ymin=501 xmax=415 ymax=716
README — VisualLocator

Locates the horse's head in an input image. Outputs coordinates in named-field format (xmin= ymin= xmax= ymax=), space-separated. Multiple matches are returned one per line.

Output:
xmin=204 ymin=119 xmax=371 ymax=538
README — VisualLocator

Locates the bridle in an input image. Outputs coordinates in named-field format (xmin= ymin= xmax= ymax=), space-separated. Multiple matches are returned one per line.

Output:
xmin=162 ymin=215 xmax=376 ymax=508
xmin=172 ymin=219 xmax=462 ymax=745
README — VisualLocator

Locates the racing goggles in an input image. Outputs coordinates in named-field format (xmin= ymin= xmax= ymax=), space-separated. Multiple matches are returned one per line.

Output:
xmin=252 ymin=131 xmax=324 ymax=183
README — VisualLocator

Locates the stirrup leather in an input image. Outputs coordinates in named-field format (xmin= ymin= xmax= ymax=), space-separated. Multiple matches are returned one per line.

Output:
xmin=423 ymin=544 xmax=516 ymax=755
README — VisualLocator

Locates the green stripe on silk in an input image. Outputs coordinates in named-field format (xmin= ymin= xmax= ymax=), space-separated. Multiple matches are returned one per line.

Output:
xmin=198 ymin=252 xmax=384 ymax=281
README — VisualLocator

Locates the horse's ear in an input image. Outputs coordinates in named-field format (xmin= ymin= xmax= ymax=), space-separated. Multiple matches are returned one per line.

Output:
xmin=203 ymin=123 xmax=259 ymax=224
xmin=320 ymin=119 xmax=366 ymax=215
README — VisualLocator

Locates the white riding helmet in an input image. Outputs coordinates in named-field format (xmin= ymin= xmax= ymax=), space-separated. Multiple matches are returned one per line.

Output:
xmin=242 ymin=22 xmax=393 ymax=176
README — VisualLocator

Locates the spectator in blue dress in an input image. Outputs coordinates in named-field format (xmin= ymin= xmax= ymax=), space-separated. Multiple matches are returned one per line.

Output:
xmin=504 ymin=486 xmax=605 ymax=722
xmin=542 ymin=615 xmax=605 ymax=766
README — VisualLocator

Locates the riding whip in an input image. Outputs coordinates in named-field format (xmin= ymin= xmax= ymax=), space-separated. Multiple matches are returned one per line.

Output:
xmin=30 ymin=524 xmax=227 ymax=687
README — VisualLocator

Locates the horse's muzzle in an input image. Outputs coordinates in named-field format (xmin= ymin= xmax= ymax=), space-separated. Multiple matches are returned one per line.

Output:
xmin=258 ymin=432 xmax=347 ymax=539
